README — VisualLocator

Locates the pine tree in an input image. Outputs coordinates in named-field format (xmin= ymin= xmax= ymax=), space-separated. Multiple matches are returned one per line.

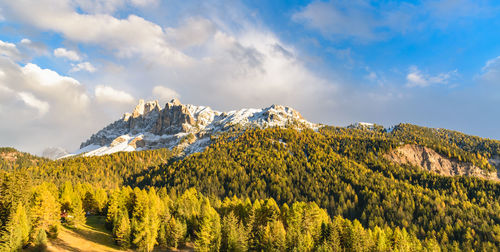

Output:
xmin=263 ymin=219 xmax=286 ymax=251
xmin=32 ymin=228 xmax=47 ymax=249
xmin=113 ymin=209 xmax=131 ymax=248
xmin=106 ymin=190 xmax=122 ymax=229
xmin=131 ymin=188 xmax=158 ymax=252
xmin=0 ymin=202 xmax=30 ymax=251
xmin=83 ymin=191 xmax=98 ymax=214
xmin=194 ymin=198 xmax=221 ymax=252
xmin=221 ymin=211 xmax=248 ymax=251
xmin=30 ymin=184 xmax=60 ymax=243
xmin=69 ymin=194 xmax=86 ymax=228
xmin=164 ymin=216 xmax=186 ymax=249
xmin=59 ymin=182 xmax=86 ymax=228
xmin=94 ymin=187 xmax=108 ymax=214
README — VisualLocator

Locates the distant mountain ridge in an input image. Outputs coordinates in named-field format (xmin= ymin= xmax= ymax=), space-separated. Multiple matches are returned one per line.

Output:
xmin=67 ymin=98 xmax=319 ymax=157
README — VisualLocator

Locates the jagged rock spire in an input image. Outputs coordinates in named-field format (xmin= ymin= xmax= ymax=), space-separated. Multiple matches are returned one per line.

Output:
xmin=75 ymin=99 xmax=319 ymax=157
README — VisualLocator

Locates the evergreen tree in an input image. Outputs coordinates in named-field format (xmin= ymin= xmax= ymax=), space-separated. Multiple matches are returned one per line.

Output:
xmin=263 ymin=219 xmax=286 ymax=251
xmin=221 ymin=211 xmax=248 ymax=251
xmin=30 ymin=184 xmax=60 ymax=243
xmin=94 ymin=187 xmax=108 ymax=214
xmin=131 ymin=188 xmax=158 ymax=252
xmin=113 ymin=209 xmax=131 ymax=248
xmin=32 ymin=228 xmax=47 ymax=249
xmin=195 ymin=198 xmax=221 ymax=252
xmin=59 ymin=182 xmax=86 ymax=227
xmin=0 ymin=202 xmax=30 ymax=251
xmin=69 ymin=194 xmax=86 ymax=228
xmin=163 ymin=216 xmax=186 ymax=249
xmin=83 ymin=191 xmax=98 ymax=214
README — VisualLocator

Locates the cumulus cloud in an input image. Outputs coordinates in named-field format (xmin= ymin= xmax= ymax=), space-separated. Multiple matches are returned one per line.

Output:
xmin=0 ymin=53 xmax=138 ymax=153
xmin=70 ymin=62 xmax=97 ymax=73
xmin=152 ymin=86 xmax=180 ymax=103
xmin=22 ymin=63 xmax=81 ymax=86
xmin=54 ymin=47 xmax=81 ymax=61
xmin=74 ymin=0 xmax=158 ymax=14
xmin=1 ymin=0 xmax=190 ymax=66
xmin=406 ymin=66 xmax=457 ymax=87
xmin=0 ymin=55 xmax=94 ymax=153
xmin=17 ymin=92 xmax=50 ymax=116
xmin=95 ymin=85 xmax=135 ymax=104
xmin=0 ymin=40 xmax=22 ymax=61
xmin=166 ymin=17 xmax=216 ymax=49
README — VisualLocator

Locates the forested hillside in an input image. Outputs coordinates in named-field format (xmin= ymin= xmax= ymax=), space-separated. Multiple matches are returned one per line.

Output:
xmin=1 ymin=124 xmax=499 ymax=251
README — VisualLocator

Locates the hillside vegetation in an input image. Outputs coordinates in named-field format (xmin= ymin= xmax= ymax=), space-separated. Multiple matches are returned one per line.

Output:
xmin=1 ymin=124 xmax=499 ymax=251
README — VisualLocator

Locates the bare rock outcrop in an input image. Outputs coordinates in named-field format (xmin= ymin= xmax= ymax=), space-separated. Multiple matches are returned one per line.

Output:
xmin=72 ymin=98 xmax=320 ymax=157
xmin=385 ymin=144 xmax=499 ymax=181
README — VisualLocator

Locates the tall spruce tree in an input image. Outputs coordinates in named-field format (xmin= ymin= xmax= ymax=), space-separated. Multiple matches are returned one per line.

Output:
xmin=131 ymin=188 xmax=158 ymax=252
xmin=30 ymin=184 xmax=60 ymax=244
xmin=0 ymin=202 xmax=30 ymax=251
xmin=194 ymin=198 xmax=221 ymax=252
xmin=113 ymin=209 xmax=131 ymax=248
xmin=221 ymin=211 xmax=248 ymax=252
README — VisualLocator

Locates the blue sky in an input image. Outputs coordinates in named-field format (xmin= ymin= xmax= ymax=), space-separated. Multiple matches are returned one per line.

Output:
xmin=0 ymin=0 xmax=500 ymax=154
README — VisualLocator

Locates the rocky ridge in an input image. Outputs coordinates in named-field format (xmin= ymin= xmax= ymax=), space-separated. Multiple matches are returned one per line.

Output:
xmin=67 ymin=98 xmax=319 ymax=157
xmin=385 ymin=144 xmax=500 ymax=181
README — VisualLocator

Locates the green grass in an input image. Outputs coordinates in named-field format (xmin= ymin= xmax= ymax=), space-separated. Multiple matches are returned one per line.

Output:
xmin=45 ymin=216 xmax=125 ymax=252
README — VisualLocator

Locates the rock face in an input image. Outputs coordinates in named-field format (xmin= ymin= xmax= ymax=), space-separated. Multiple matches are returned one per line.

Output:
xmin=385 ymin=144 xmax=500 ymax=181
xmin=69 ymin=99 xmax=319 ymax=158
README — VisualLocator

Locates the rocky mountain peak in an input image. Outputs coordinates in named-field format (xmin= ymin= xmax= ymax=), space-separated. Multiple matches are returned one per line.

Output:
xmin=125 ymin=99 xmax=161 ymax=121
xmin=70 ymin=99 xmax=319 ymax=158
xmin=169 ymin=98 xmax=182 ymax=106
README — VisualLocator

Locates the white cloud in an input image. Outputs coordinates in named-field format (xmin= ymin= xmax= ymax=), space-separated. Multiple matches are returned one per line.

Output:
xmin=17 ymin=92 xmax=50 ymax=116
xmin=70 ymin=62 xmax=97 ymax=73
xmin=22 ymin=63 xmax=80 ymax=86
xmin=54 ymin=47 xmax=81 ymax=61
xmin=0 ymin=40 xmax=22 ymax=61
xmin=166 ymin=17 xmax=216 ymax=49
xmin=0 ymin=55 xmax=94 ymax=153
xmin=480 ymin=56 xmax=500 ymax=82
xmin=73 ymin=0 xmax=126 ymax=14
xmin=95 ymin=85 xmax=135 ymax=104
xmin=73 ymin=0 xmax=158 ymax=14
xmin=152 ymin=86 xmax=180 ymax=102
xmin=129 ymin=0 xmax=158 ymax=7
xmin=406 ymin=66 xmax=457 ymax=87
xmin=2 ymin=0 xmax=190 ymax=66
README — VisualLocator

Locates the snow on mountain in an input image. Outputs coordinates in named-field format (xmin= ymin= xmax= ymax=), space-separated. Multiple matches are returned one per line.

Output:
xmin=349 ymin=122 xmax=374 ymax=128
xmin=65 ymin=98 xmax=320 ymax=158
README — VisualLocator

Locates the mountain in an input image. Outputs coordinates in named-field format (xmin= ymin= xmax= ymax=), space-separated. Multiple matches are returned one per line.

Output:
xmin=2 ymin=109 xmax=500 ymax=250
xmin=42 ymin=147 xmax=69 ymax=160
xmin=67 ymin=98 xmax=319 ymax=157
